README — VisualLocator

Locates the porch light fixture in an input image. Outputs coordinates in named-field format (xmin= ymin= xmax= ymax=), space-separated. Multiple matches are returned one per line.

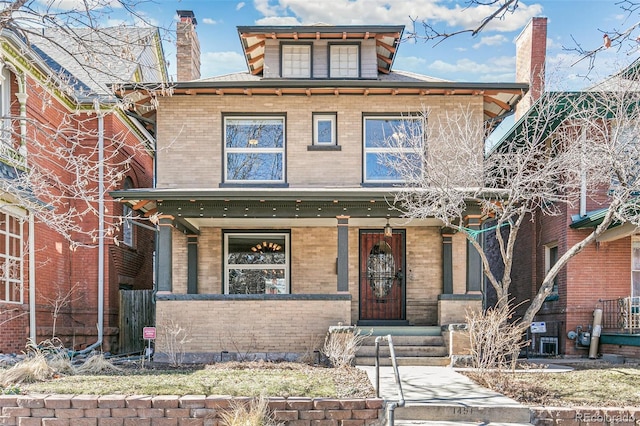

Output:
xmin=384 ymin=219 xmax=392 ymax=238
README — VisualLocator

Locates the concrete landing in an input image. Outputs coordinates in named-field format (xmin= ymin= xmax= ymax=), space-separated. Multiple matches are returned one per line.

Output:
xmin=358 ymin=366 xmax=532 ymax=425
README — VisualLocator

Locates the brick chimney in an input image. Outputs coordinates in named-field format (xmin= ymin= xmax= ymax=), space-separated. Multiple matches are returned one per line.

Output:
xmin=514 ymin=17 xmax=547 ymax=120
xmin=176 ymin=10 xmax=201 ymax=81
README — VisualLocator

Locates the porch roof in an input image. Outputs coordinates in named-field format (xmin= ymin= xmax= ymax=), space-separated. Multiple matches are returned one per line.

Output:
xmin=110 ymin=187 xmax=408 ymax=220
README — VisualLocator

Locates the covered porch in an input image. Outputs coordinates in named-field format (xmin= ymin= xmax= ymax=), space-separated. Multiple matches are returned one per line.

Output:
xmin=112 ymin=187 xmax=484 ymax=362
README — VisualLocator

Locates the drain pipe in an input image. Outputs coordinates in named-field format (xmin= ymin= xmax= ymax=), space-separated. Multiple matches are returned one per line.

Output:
xmin=28 ymin=212 xmax=35 ymax=343
xmin=77 ymin=102 xmax=104 ymax=354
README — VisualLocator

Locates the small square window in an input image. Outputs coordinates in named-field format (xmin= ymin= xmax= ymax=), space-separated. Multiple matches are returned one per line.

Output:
xmin=330 ymin=44 xmax=359 ymax=78
xmin=313 ymin=113 xmax=337 ymax=145
xmin=282 ymin=44 xmax=311 ymax=78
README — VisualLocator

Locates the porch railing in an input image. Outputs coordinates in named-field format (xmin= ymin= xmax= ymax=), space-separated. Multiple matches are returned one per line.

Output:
xmin=600 ymin=297 xmax=640 ymax=333
xmin=374 ymin=335 xmax=405 ymax=426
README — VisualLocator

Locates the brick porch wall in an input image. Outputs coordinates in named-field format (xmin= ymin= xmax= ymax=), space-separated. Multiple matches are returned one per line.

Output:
xmin=154 ymin=297 xmax=351 ymax=361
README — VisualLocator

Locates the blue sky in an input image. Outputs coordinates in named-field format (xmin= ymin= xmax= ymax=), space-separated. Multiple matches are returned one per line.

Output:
xmin=127 ymin=0 xmax=639 ymax=89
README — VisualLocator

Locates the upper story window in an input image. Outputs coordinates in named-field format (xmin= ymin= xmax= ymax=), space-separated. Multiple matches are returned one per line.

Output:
xmin=224 ymin=116 xmax=286 ymax=184
xmin=633 ymin=236 xmax=640 ymax=298
xmin=281 ymin=44 xmax=311 ymax=78
xmin=544 ymin=243 xmax=559 ymax=301
xmin=330 ymin=44 xmax=359 ymax=78
xmin=122 ymin=177 xmax=134 ymax=247
xmin=224 ymin=232 xmax=290 ymax=294
xmin=0 ymin=66 xmax=11 ymax=142
xmin=363 ymin=116 xmax=424 ymax=183
xmin=0 ymin=210 xmax=23 ymax=304
xmin=313 ymin=113 xmax=337 ymax=146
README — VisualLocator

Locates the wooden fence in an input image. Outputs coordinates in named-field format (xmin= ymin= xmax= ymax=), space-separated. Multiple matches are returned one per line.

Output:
xmin=119 ymin=289 xmax=155 ymax=354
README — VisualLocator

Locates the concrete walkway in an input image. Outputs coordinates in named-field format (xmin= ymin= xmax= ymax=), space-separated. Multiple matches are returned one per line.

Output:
xmin=358 ymin=365 xmax=532 ymax=425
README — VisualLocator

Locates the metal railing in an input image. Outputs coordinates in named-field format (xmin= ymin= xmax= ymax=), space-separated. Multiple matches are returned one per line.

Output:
xmin=374 ymin=335 xmax=405 ymax=426
xmin=600 ymin=297 xmax=640 ymax=333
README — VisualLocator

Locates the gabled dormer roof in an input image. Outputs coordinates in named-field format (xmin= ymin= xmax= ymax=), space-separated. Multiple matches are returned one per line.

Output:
xmin=237 ymin=24 xmax=404 ymax=76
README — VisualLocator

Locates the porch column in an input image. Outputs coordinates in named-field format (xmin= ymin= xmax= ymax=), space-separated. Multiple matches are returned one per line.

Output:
xmin=441 ymin=230 xmax=453 ymax=294
xmin=465 ymin=215 xmax=483 ymax=293
xmin=187 ymin=235 xmax=198 ymax=294
xmin=157 ymin=216 xmax=173 ymax=293
xmin=337 ymin=216 xmax=349 ymax=292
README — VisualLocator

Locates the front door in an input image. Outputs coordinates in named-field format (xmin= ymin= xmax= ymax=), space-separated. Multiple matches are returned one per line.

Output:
xmin=359 ymin=229 xmax=405 ymax=321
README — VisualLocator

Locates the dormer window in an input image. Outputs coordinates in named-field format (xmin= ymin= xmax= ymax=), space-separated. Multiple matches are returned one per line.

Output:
xmin=281 ymin=44 xmax=311 ymax=78
xmin=330 ymin=44 xmax=359 ymax=78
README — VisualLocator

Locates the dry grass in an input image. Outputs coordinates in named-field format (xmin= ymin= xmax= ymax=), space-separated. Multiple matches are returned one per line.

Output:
xmin=219 ymin=396 xmax=276 ymax=426
xmin=466 ymin=362 xmax=640 ymax=407
xmin=0 ymin=353 xmax=54 ymax=386
xmin=5 ymin=362 xmax=374 ymax=398
xmin=74 ymin=354 xmax=122 ymax=375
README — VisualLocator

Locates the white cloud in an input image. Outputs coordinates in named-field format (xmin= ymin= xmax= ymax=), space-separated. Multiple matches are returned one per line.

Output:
xmin=255 ymin=16 xmax=302 ymax=26
xmin=237 ymin=2 xmax=246 ymax=11
xmin=201 ymin=51 xmax=247 ymax=78
xmin=394 ymin=55 xmax=428 ymax=73
xmin=429 ymin=56 xmax=514 ymax=75
xmin=250 ymin=0 xmax=542 ymax=33
xmin=473 ymin=35 xmax=508 ymax=49
xmin=202 ymin=18 xmax=218 ymax=25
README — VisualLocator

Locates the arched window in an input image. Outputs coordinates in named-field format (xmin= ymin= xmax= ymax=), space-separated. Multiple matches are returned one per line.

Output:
xmin=122 ymin=177 xmax=134 ymax=247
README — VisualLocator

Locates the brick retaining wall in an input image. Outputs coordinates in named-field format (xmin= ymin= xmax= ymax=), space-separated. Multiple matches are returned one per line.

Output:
xmin=0 ymin=394 xmax=384 ymax=426
xmin=531 ymin=407 xmax=640 ymax=425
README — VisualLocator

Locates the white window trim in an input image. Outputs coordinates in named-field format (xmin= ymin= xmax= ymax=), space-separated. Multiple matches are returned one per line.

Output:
xmin=224 ymin=232 xmax=290 ymax=294
xmin=313 ymin=113 xmax=337 ymax=145
xmin=0 ymin=207 xmax=25 ymax=304
xmin=363 ymin=116 xmax=424 ymax=184
xmin=545 ymin=243 xmax=559 ymax=295
xmin=223 ymin=116 xmax=286 ymax=184
xmin=632 ymin=235 xmax=640 ymax=298
xmin=330 ymin=44 xmax=359 ymax=78
xmin=281 ymin=44 xmax=311 ymax=78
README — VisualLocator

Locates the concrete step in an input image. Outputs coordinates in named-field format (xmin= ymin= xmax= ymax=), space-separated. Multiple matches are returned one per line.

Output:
xmin=355 ymin=356 xmax=451 ymax=366
xmin=360 ymin=335 xmax=445 ymax=346
xmin=356 ymin=325 xmax=442 ymax=337
xmin=394 ymin=403 xmax=531 ymax=424
xmin=394 ymin=421 xmax=532 ymax=425
xmin=357 ymin=345 xmax=448 ymax=357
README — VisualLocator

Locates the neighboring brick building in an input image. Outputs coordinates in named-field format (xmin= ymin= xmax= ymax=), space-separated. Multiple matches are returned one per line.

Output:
xmin=0 ymin=27 xmax=164 ymax=353
xmin=113 ymin=12 xmax=528 ymax=361
xmin=498 ymin=19 xmax=640 ymax=358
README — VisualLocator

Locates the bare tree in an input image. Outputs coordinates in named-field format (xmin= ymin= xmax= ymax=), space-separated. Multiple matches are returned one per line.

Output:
xmin=389 ymin=65 xmax=640 ymax=328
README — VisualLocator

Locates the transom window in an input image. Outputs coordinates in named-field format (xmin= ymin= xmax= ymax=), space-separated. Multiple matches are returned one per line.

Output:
xmin=0 ymin=211 xmax=23 ymax=303
xmin=282 ymin=44 xmax=311 ymax=78
xmin=330 ymin=44 xmax=359 ymax=78
xmin=363 ymin=116 xmax=424 ymax=183
xmin=224 ymin=233 xmax=290 ymax=294
xmin=224 ymin=116 xmax=285 ymax=183
xmin=313 ymin=113 xmax=337 ymax=145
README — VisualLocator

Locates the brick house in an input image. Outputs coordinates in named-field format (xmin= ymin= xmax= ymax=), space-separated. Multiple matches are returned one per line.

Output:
xmin=113 ymin=12 xmax=528 ymax=362
xmin=0 ymin=26 xmax=164 ymax=353
xmin=496 ymin=21 xmax=640 ymax=358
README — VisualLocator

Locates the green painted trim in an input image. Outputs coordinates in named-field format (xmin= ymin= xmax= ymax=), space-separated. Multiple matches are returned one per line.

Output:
xmin=152 ymin=32 xmax=169 ymax=83
xmin=601 ymin=333 xmax=640 ymax=346
xmin=1 ymin=41 xmax=78 ymax=111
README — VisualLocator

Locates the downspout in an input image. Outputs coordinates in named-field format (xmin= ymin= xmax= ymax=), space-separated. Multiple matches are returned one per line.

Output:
xmin=78 ymin=102 xmax=104 ymax=353
xmin=28 ymin=212 xmax=35 ymax=343
xmin=580 ymin=127 xmax=587 ymax=217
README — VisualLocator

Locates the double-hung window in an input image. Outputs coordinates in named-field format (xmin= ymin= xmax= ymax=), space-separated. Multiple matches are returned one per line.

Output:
xmin=0 ymin=211 xmax=23 ymax=303
xmin=224 ymin=232 xmax=290 ymax=294
xmin=282 ymin=44 xmax=311 ymax=78
xmin=363 ymin=116 xmax=424 ymax=183
xmin=330 ymin=44 xmax=359 ymax=78
xmin=544 ymin=243 xmax=559 ymax=300
xmin=224 ymin=116 xmax=285 ymax=183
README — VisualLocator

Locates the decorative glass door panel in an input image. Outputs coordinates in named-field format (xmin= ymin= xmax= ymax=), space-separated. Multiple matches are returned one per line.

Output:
xmin=359 ymin=230 xmax=405 ymax=321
